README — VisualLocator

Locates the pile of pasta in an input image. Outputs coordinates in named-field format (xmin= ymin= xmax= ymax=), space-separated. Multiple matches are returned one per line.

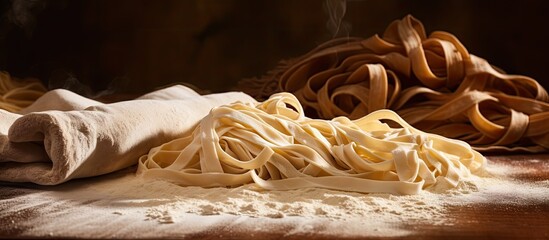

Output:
xmin=0 ymin=72 xmax=47 ymax=112
xmin=138 ymin=92 xmax=485 ymax=194
xmin=239 ymin=15 xmax=549 ymax=152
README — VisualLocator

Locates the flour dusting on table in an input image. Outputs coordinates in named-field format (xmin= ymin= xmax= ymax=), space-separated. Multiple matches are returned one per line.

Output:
xmin=1 ymin=159 xmax=548 ymax=238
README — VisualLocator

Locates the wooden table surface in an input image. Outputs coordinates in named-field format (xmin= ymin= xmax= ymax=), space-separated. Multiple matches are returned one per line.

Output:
xmin=400 ymin=154 xmax=549 ymax=240
xmin=1 ymin=154 xmax=548 ymax=240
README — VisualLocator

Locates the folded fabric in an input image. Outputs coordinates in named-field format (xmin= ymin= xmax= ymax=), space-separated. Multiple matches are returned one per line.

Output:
xmin=0 ymin=85 xmax=255 ymax=185
xmin=17 ymin=89 xmax=102 ymax=114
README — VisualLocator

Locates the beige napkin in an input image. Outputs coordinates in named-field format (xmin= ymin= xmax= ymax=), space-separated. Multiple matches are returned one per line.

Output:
xmin=0 ymin=85 xmax=255 ymax=185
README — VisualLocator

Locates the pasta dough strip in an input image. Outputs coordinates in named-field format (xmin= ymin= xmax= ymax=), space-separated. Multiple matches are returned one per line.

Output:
xmin=0 ymin=72 xmax=47 ymax=112
xmin=238 ymin=15 xmax=549 ymax=152
xmin=138 ymin=93 xmax=485 ymax=195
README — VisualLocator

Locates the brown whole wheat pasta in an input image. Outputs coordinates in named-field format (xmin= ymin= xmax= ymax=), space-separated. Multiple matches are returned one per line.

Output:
xmin=238 ymin=15 xmax=549 ymax=152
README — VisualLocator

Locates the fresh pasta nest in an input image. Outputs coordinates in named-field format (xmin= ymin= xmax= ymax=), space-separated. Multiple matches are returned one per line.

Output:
xmin=239 ymin=15 xmax=549 ymax=153
xmin=138 ymin=92 xmax=485 ymax=195
xmin=0 ymin=72 xmax=47 ymax=112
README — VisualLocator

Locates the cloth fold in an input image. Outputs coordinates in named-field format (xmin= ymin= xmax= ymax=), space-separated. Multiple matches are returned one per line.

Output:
xmin=0 ymin=85 xmax=255 ymax=185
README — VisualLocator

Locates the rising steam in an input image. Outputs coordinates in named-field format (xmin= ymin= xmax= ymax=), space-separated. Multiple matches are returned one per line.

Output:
xmin=6 ymin=0 xmax=47 ymax=36
xmin=324 ymin=0 xmax=351 ymax=38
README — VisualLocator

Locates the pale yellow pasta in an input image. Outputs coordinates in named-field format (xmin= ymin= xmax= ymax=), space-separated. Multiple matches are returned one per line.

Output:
xmin=239 ymin=15 xmax=549 ymax=152
xmin=0 ymin=72 xmax=47 ymax=112
xmin=138 ymin=92 xmax=485 ymax=195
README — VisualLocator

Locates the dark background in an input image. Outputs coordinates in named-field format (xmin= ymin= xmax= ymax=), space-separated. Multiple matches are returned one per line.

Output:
xmin=1 ymin=0 xmax=548 ymax=96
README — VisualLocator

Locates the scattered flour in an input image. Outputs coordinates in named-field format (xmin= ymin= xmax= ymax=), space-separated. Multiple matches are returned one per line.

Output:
xmin=141 ymin=182 xmax=448 ymax=223
xmin=1 ymin=158 xmax=548 ymax=238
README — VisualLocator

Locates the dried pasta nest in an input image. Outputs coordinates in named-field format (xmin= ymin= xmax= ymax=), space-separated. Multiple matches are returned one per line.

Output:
xmin=238 ymin=15 xmax=549 ymax=153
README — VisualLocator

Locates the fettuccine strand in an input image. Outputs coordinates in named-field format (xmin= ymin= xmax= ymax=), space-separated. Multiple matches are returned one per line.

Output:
xmin=0 ymin=72 xmax=47 ymax=112
xmin=138 ymin=92 xmax=485 ymax=195
xmin=238 ymin=15 xmax=549 ymax=152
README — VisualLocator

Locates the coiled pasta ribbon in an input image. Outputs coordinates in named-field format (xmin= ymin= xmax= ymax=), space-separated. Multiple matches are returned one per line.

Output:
xmin=138 ymin=92 xmax=485 ymax=195
xmin=0 ymin=72 xmax=47 ymax=112
xmin=239 ymin=15 xmax=549 ymax=152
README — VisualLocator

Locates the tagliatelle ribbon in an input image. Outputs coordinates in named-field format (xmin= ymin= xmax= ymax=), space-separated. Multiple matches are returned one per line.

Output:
xmin=0 ymin=72 xmax=47 ymax=112
xmin=239 ymin=15 xmax=549 ymax=152
xmin=138 ymin=92 xmax=485 ymax=195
